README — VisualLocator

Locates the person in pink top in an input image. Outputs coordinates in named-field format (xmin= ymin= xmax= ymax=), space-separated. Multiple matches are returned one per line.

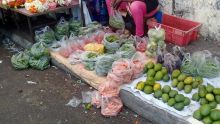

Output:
xmin=106 ymin=0 xmax=161 ymax=37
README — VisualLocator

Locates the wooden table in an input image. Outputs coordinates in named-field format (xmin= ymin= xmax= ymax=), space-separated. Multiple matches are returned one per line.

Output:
xmin=1 ymin=1 xmax=79 ymax=41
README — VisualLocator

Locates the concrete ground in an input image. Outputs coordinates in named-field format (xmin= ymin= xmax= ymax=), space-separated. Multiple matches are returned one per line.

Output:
xmin=0 ymin=34 xmax=220 ymax=124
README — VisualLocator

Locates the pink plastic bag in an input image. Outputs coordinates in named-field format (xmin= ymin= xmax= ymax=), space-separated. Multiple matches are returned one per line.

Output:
xmin=107 ymin=59 xmax=133 ymax=84
xmin=98 ymin=81 xmax=119 ymax=97
xmin=130 ymin=52 xmax=147 ymax=79
xmin=135 ymin=36 xmax=147 ymax=52
xmin=101 ymin=96 xmax=123 ymax=117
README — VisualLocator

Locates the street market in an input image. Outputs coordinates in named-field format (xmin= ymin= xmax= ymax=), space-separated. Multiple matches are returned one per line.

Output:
xmin=0 ymin=0 xmax=220 ymax=124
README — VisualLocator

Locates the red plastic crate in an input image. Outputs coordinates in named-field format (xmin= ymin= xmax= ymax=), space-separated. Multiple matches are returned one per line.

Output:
xmin=147 ymin=14 xmax=202 ymax=46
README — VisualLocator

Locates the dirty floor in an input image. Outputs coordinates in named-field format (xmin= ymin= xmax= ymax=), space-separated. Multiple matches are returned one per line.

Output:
xmin=0 ymin=36 xmax=220 ymax=124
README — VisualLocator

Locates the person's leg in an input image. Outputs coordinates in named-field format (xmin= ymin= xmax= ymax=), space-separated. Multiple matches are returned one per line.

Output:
xmin=130 ymin=1 xmax=146 ymax=36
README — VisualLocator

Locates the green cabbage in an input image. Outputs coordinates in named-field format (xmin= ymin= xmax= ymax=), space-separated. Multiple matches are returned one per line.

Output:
xmin=11 ymin=51 xmax=30 ymax=70
xmin=30 ymin=42 xmax=49 ymax=59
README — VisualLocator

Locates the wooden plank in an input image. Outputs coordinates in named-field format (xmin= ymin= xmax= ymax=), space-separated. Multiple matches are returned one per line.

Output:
xmin=9 ymin=1 xmax=79 ymax=17
xmin=50 ymin=51 xmax=106 ymax=89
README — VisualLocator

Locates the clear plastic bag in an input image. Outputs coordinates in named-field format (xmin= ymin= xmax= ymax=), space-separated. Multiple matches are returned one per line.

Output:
xmin=135 ymin=36 xmax=147 ymax=52
xmin=58 ymin=36 xmax=73 ymax=58
xmin=11 ymin=51 xmax=30 ymax=70
xmin=30 ymin=42 xmax=49 ymax=59
xmin=69 ymin=19 xmax=81 ymax=36
xmin=35 ymin=26 xmax=56 ymax=45
xmin=109 ymin=8 xmax=125 ymax=29
xmin=29 ymin=56 xmax=50 ymax=70
xmin=55 ymin=17 xmax=70 ymax=40
xmin=91 ymin=91 xmax=101 ymax=108
xmin=103 ymin=33 xmax=121 ymax=54
xmin=68 ymin=50 xmax=84 ymax=65
xmin=101 ymin=96 xmax=123 ymax=117
xmin=107 ymin=59 xmax=133 ymax=84
xmin=82 ymin=52 xmax=98 ymax=71
xmin=116 ymin=43 xmax=136 ymax=59
xmin=130 ymin=52 xmax=147 ymax=79
xmin=95 ymin=54 xmax=119 ymax=76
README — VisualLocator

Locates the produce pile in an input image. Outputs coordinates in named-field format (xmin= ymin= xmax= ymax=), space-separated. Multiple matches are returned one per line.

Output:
xmin=193 ymin=104 xmax=220 ymax=124
xmin=11 ymin=42 xmax=50 ymax=70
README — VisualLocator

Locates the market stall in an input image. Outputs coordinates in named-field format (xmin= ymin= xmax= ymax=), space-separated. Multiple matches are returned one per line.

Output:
xmin=9 ymin=6 xmax=220 ymax=124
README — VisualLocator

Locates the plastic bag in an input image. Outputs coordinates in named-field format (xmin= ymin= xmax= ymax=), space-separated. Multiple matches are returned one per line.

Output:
xmin=30 ymin=42 xmax=49 ymax=59
xmin=91 ymin=91 xmax=101 ymax=108
xmin=35 ymin=26 xmax=56 ymax=45
xmin=49 ymin=41 xmax=62 ymax=52
xmin=121 ymin=35 xmax=135 ymax=44
xmin=116 ymin=43 xmax=136 ymax=59
xmin=83 ymin=43 xmax=104 ymax=54
xmin=107 ymin=59 xmax=133 ymax=84
xmin=68 ymin=50 xmax=84 ymax=65
xmin=148 ymin=26 xmax=165 ymax=41
xmin=103 ymin=33 xmax=121 ymax=54
xmin=98 ymin=81 xmax=120 ymax=97
xmin=146 ymin=41 xmax=157 ymax=58
xmin=82 ymin=52 xmax=98 ymax=71
xmin=69 ymin=19 xmax=81 ymax=36
xmin=58 ymin=36 xmax=73 ymax=58
xmin=109 ymin=8 xmax=125 ymax=29
xmin=101 ymin=96 xmax=123 ymax=117
xmin=29 ymin=56 xmax=50 ymax=70
xmin=95 ymin=54 xmax=119 ymax=76
xmin=131 ymin=52 xmax=146 ymax=79
xmin=135 ymin=36 xmax=147 ymax=52
xmin=11 ymin=51 xmax=30 ymax=70
xmin=55 ymin=17 xmax=70 ymax=40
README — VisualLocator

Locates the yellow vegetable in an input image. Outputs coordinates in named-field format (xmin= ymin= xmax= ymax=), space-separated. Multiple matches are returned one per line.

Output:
xmin=83 ymin=43 xmax=104 ymax=54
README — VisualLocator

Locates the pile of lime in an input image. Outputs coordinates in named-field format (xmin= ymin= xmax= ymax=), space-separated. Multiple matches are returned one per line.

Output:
xmin=193 ymin=104 xmax=220 ymax=124
xmin=136 ymin=77 xmax=162 ymax=94
xmin=171 ymin=69 xmax=203 ymax=94
xmin=144 ymin=61 xmax=170 ymax=82
xmin=192 ymin=84 xmax=220 ymax=107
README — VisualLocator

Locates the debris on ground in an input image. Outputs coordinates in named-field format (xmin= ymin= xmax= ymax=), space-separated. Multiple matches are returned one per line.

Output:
xmin=66 ymin=96 xmax=81 ymax=108
xmin=82 ymin=91 xmax=93 ymax=103
xmin=27 ymin=81 xmax=37 ymax=84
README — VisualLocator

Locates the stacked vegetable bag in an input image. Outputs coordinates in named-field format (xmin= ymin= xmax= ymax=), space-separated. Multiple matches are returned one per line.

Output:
xmin=11 ymin=42 xmax=50 ymax=70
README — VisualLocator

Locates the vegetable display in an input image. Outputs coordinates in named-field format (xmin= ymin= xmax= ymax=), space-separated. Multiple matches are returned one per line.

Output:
xmin=95 ymin=54 xmax=119 ymax=76
xmin=29 ymin=56 xmax=50 ymax=70
xmin=11 ymin=51 xmax=30 ymax=70
xmin=181 ymin=50 xmax=220 ymax=78
xmin=82 ymin=52 xmax=98 ymax=71
xmin=103 ymin=34 xmax=121 ymax=54
xmin=116 ymin=43 xmax=136 ymax=59
xmin=30 ymin=42 xmax=49 ymax=59
xmin=55 ymin=17 xmax=70 ymax=40
xmin=69 ymin=19 xmax=81 ymax=36
xmin=109 ymin=10 xmax=125 ymax=29
xmin=35 ymin=26 xmax=56 ymax=44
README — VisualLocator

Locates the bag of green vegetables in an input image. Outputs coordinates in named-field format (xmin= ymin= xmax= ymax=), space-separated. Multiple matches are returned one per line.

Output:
xmin=103 ymin=33 xmax=121 ymax=54
xmin=30 ymin=42 xmax=49 ymax=59
xmin=35 ymin=26 xmax=56 ymax=45
xmin=29 ymin=56 xmax=50 ymax=70
xmin=55 ymin=17 xmax=70 ymax=40
xmin=109 ymin=8 xmax=125 ymax=29
xmin=11 ymin=51 xmax=30 ymax=70
xmin=82 ymin=52 xmax=98 ymax=71
xmin=69 ymin=19 xmax=82 ymax=36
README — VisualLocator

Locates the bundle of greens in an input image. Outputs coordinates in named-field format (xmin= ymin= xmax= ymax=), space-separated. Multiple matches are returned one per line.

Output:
xmin=29 ymin=56 xmax=50 ymax=70
xmin=82 ymin=52 xmax=98 ymax=71
xmin=103 ymin=34 xmax=121 ymax=54
xmin=69 ymin=19 xmax=81 ymax=36
xmin=116 ymin=43 xmax=136 ymax=59
xmin=95 ymin=54 xmax=119 ymax=76
xmin=55 ymin=17 xmax=70 ymax=40
xmin=109 ymin=10 xmax=125 ymax=29
xmin=30 ymin=42 xmax=49 ymax=59
xmin=35 ymin=26 xmax=56 ymax=45
xmin=11 ymin=51 xmax=30 ymax=70
xmin=181 ymin=50 xmax=220 ymax=78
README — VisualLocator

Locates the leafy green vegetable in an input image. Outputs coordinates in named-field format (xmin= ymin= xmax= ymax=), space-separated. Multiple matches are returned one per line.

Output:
xmin=117 ymin=43 xmax=136 ymax=59
xmin=55 ymin=18 xmax=70 ymax=40
xmin=104 ymin=34 xmax=121 ymax=54
xmin=181 ymin=50 xmax=220 ymax=78
xmin=11 ymin=51 xmax=30 ymax=70
xmin=83 ymin=52 xmax=98 ymax=71
xmin=109 ymin=11 xmax=125 ymax=29
xmin=30 ymin=42 xmax=49 ymax=59
xmin=29 ymin=56 xmax=50 ymax=70
xmin=69 ymin=19 xmax=81 ymax=36
xmin=35 ymin=26 xmax=56 ymax=44
xmin=106 ymin=35 xmax=119 ymax=43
